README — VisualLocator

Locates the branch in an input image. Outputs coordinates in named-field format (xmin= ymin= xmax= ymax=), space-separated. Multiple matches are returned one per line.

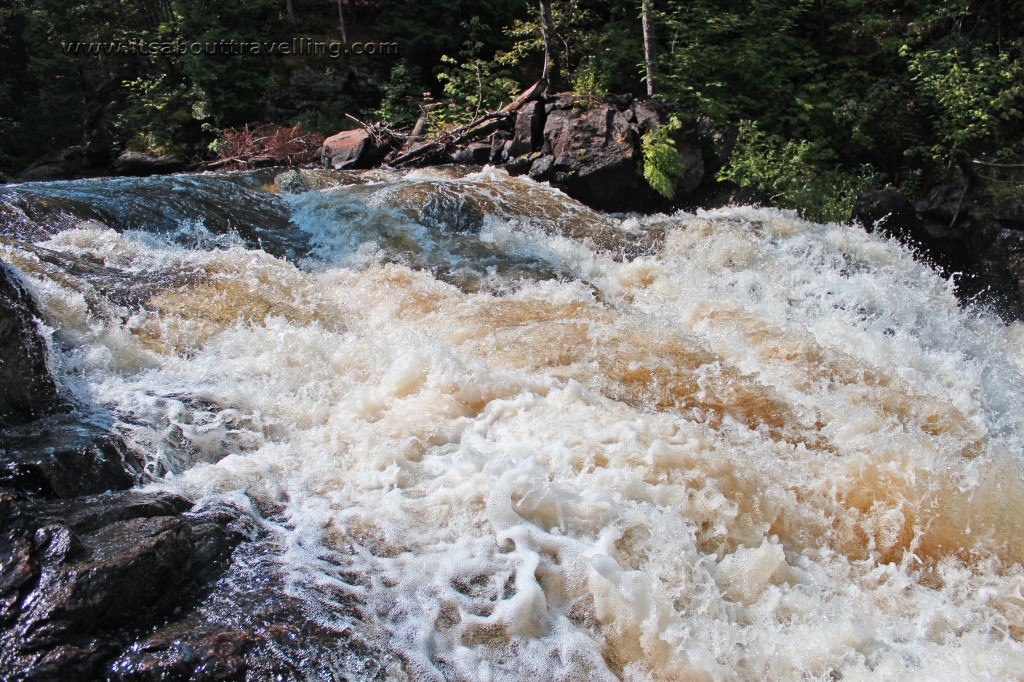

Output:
xmin=500 ymin=79 xmax=547 ymax=113
xmin=970 ymin=158 xmax=1024 ymax=169
xmin=388 ymin=111 xmax=512 ymax=168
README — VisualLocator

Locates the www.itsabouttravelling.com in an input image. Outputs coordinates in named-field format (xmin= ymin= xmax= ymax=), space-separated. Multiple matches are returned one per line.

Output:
xmin=61 ymin=38 xmax=398 ymax=58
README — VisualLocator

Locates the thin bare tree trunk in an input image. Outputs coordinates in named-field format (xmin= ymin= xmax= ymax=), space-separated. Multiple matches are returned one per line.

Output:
xmin=337 ymin=0 xmax=348 ymax=44
xmin=285 ymin=0 xmax=296 ymax=27
xmin=539 ymin=0 xmax=560 ymax=94
xmin=642 ymin=0 xmax=658 ymax=96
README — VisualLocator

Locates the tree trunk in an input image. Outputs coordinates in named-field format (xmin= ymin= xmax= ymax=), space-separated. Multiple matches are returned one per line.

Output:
xmin=539 ymin=0 xmax=560 ymax=95
xmin=337 ymin=0 xmax=348 ymax=44
xmin=285 ymin=0 xmax=296 ymax=27
xmin=641 ymin=0 xmax=658 ymax=96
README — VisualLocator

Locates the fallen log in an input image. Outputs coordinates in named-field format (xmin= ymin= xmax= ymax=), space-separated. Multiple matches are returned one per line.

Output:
xmin=500 ymin=79 xmax=547 ymax=113
xmin=390 ymin=111 xmax=513 ymax=168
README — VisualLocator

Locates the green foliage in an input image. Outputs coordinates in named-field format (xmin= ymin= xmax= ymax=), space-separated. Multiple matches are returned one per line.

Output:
xmin=176 ymin=0 xmax=282 ymax=127
xmin=641 ymin=116 xmax=684 ymax=199
xmin=378 ymin=62 xmax=423 ymax=128
xmin=572 ymin=56 xmax=609 ymax=103
xmin=1 ymin=0 xmax=1021 ymax=219
xmin=720 ymin=121 xmax=883 ymax=223
xmin=437 ymin=55 xmax=518 ymax=124
xmin=433 ymin=16 xmax=519 ymax=129
xmin=904 ymin=45 xmax=1024 ymax=164
xmin=498 ymin=0 xmax=643 ymax=94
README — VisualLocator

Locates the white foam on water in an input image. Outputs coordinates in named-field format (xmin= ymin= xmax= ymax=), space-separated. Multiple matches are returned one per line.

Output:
xmin=9 ymin=172 xmax=1024 ymax=680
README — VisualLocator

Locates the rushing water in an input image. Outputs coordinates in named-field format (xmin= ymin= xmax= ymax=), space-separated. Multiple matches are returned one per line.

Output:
xmin=3 ymin=166 xmax=1024 ymax=680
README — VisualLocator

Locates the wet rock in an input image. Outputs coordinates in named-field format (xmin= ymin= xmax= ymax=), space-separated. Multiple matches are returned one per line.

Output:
xmin=915 ymin=185 xmax=968 ymax=229
xmin=272 ymin=168 xmax=364 ymax=194
xmin=489 ymin=132 xmax=513 ymax=163
xmin=0 ymin=492 xmax=246 ymax=681
xmin=851 ymin=188 xmax=918 ymax=239
xmin=505 ymin=156 xmax=531 ymax=177
xmin=452 ymin=142 xmax=492 ymax=165
xmin=0 ymin=416 xmax=140 ymax=498
xmin=322 ymin=129 xmax=395 ymax=170
xmin=419 ymin=192 xmax=486 ymax=233
xmin=14 ymin=144 xmax=111 ymax=182
xmin=961 ymin=221 xmax=1024 ymax=319
xmin=110 ymin=628 xmax=253 ymax=681
xmin=107 ymin=538 xmax=397 ymax=681
xmin=112 ymin=151 xmax=186 ymax=177
xmin=528 ymin=154 xmax=556 ymax=181
xmin=849 ymin=186 xmax=1024 ymax=320
xmin=23 ymin=490 xmax=192 ymax=535
xmin=0 ymin=263 xmax=65 ymax=428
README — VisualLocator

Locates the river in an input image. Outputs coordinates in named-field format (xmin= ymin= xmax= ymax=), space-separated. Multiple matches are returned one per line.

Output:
xmin=2 ymin=166 xmax=1023 ymax=680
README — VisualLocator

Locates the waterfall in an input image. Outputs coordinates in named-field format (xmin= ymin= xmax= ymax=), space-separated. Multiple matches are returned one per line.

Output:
xmin=2 ymin=166 xmax=1023 ymax=680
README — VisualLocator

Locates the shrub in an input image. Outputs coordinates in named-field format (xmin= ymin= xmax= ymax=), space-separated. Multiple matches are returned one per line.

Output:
xmin=719 ymin=121 xmax=882 ymax=223
xmin=207 ymin=124 xmax=324 ymax=170
xmin=641 ymin=115 xmax=684 ymax=199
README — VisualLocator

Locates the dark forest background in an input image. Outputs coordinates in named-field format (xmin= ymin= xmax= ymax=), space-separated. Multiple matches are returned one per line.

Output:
xmin=1 ymin=0 xmax=1021 ymax=219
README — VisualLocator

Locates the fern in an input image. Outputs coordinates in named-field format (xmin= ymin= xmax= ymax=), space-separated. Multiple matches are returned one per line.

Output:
xmin=641 ymin=115 xmax=684 ymax=199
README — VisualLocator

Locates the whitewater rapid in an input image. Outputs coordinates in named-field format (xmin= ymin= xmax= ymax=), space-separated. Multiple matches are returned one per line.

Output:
xmin=3 ymin=167 xmax=1024 ymax=680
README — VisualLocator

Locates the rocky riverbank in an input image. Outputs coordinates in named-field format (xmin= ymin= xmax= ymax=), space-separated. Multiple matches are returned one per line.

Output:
xmin=1 ymin=262 xmax=383 ymax=680
xmin=8 ymin=91 xmax=1024 ymax=322
xmin=321 ymin=91 xmax=724 ymax=214
xmin=851 ymin=187 xmax=1024 ymax=321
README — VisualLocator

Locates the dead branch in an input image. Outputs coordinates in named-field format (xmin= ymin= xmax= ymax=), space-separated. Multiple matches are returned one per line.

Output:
xmin=500 ymin=79 xmax=547 ymax=113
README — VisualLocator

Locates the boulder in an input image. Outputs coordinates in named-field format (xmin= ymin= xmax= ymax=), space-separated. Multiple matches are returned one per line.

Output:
xmin=509 ymin=101 xmax=545 ymax=157
xmin=0 ymin=417 xmax=139 ymax=499
xmin=675 ymin=134 xmax=706 ymax=196
xmin=528 ymin=154 xmax=556 ymax=181
xmin=489 ymin=132 xmax=513 ymax=164
xmin=112 ymin=151 xmax=186 ymax=177
xmin=851 ymin=186 xmax=970 ymax=263
xmin=961 ymin=221 xmax=1024 ymax=320
xmin=15 ymin=144 xmax=111 ymax=182
xmin=0 ymin=492 xmax=246 ymax=681
xmin=0 ymin=263 xmax=64 ymax=428
xmin=991 ymin=196 xmax=1024 ymax=230
xmin=419 ymin=193 xmax=485 ymax=233
xmin=505 ymin=156 xmax=531 ymax=177
xmin=915 ymin=185 xmax=969 ymax=231
xmin=541 ymin=104 xmax=641 ymax=210
xmin=321 ymin=129 xmax=394 ymax=170
xmin=452 ymin=142 xmax=492 ymax=165
xmin=272 ymin=168 xmax=364 ymax=194
xmin=849 ymin=186 xmax=1024 ymax=320
xmin=631 ymin=99 xmax=667 ymax=136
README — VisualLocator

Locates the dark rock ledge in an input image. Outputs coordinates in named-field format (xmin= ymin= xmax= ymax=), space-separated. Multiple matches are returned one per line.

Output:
xmin=0 ymin=261 xmax=251 ymax=680
xmin=851 ymin=187 xmax=1024 ymax=320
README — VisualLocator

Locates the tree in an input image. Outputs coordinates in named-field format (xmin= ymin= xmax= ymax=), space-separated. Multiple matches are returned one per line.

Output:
xmin=641 ymin=0 xmax=657 ymax=96
xmin=539 ymin=0 xmax=560 ymax=93
xmin=337 ymin=0 xmax=347 ymax=44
